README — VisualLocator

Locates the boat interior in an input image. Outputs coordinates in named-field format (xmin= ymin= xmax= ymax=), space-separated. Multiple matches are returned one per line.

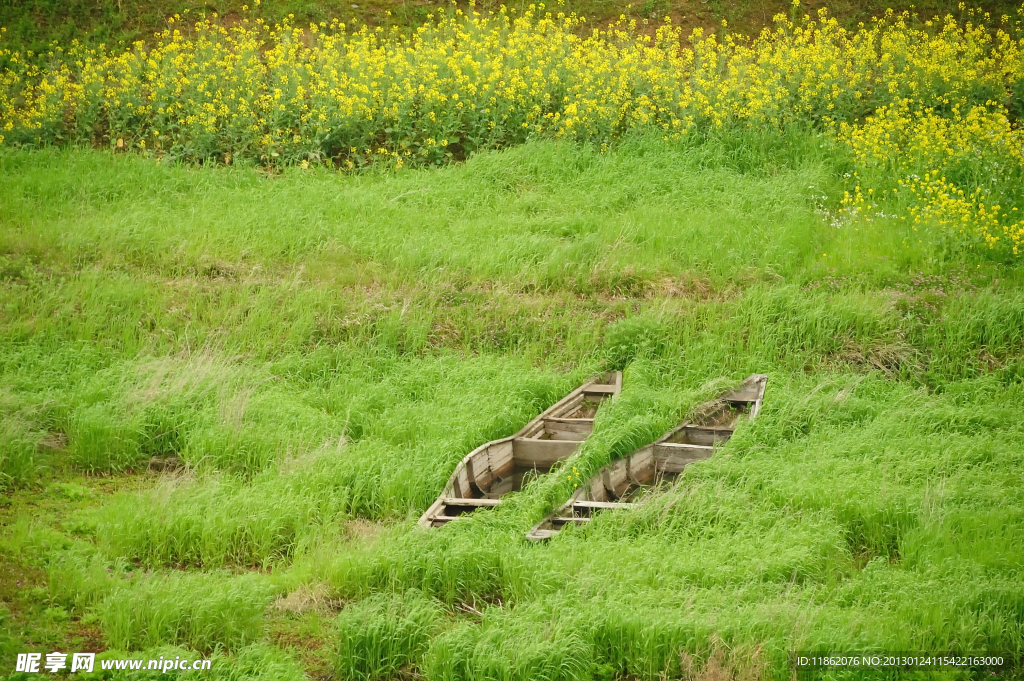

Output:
xmin=418 ymin=372 xmax=623 ymax=528
xmin=526 ymin=374 xmax=767 ymax=540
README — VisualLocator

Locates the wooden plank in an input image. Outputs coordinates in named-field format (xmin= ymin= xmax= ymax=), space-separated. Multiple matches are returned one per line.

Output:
xmin=544 ymin=426 xmax=593 ymax=440
xmin=544 ymin=431 xmax=589 ymax=442
xmin=654 ymin=455 xmax=712 ymax=474
xmin=669 ymin=426 xmax=732 ymax=446
xmin=464 ymin=457 xmax=486 ymax=496
xmin=517 ymin=421 xmax=545 ymax=439
xmin=442 ymin=498 xmax=502 ymax=507
xmin=454 ymin=464 xmax=471 ymax=497
xmin=587 ymin=476 xmax=608 ymax=502
xmin=511 ymin=438 xmax=581 ymax=467
xmin=543 ymin=419 xmax=593 ymax=435
xmin=656 ymin=442 xmax=713 ymax=452
xmin=573 ymin=500 xmax=633 ymax=510
xmin=626 ymin=447 xmax=656 ymax=485
xmin=418 ymin=498 xmax=446 ymax=528
xmin=526 ymin=530 xmax=556 ymax=540
xmin=554 ymin=515 xmax=590 ymax=523
xmin=488 ymin=441 xmax=515 ymax=478
xmin=582 ymin=384 xmax=618 ymax=395
xmin=602 ymin=459 xmax=629 ymax=497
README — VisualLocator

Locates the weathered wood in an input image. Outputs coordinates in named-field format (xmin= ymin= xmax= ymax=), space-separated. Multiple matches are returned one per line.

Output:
xmin=653 ymin=443 xmax=714 ymax=474
xmin=542 ymin=426 xmax=590 ymax=441
xmin=488 ymin=441 xmax=516 ymax=476
xmin=541 ymin=418 xmax=594 ymax=441
xmin=573 ymin=500 xmax=633 ymax=510
xmin=602 ymin=458 xmax=630 ymax=498
xmin=667 ymin=425 xmax=734 ymax=446
xmin=654 ymin=456 xmax=714 ymax=474
xmin=464 ymin=457 xmax=486 ymax=496
xmin=442 ymin=498 xmax=503 ymax=507
xmin=653 ymin=442 xmax=712 ymax=459
xmin=511 ymin=438 xmax=581 ymax=467
xmin=627 ymin=447 xmax=655 ymax=484
xmin=724 ymin=386 xmax=762 ymax=402
xmin=586 ymin=476 xmax=607 ymax=502
xmin=526 ymin=528 xmax=557 ymax=539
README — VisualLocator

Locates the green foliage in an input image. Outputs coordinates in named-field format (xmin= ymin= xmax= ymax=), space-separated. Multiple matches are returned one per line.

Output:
xmin=96 ymin=464 xmax=354 ymax=568
xmin=1 ymin=133 xmax=1022 ymax=679
xmin=602 ymin=314 xmax=670 ymax=370
xmin=0 ymin=414 xmax=40 ymax=490
xmin=98 ymin=572 xmax=278 ymax=652
xmin=336 ymin=590 xmax=445 ymax=680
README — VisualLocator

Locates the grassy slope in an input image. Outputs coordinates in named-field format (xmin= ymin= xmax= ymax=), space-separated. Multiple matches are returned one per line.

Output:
xmin=2 ymin=0 xmax=1023 ymax=55
xmin=1 ymin=132 xmax=1023 ymax=680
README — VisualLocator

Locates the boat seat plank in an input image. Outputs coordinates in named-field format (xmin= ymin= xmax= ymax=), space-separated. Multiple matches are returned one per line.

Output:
xmin=526 ymin=529 xmax=557 ymax=540
xmin=511 ymin=438 xmax=581 ymax=466
xmin=656 ymin=442 xmax=713 ymax=451
xmin=573 ymin=500 xmax=633 ymax=510
xmin=655 ymin=457 xmax=713 ymax=474
xmin=442 ymin=498 xmax=502 ymax=507
xmin=542 ymin=419 xmax=594 ymax=440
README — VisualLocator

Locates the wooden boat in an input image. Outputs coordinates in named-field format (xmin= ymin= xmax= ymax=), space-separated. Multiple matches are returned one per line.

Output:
xmin=525 ymin=374 xmax=767 ymax=541
xmin=418 ymin=372 xmax=622 ymax=529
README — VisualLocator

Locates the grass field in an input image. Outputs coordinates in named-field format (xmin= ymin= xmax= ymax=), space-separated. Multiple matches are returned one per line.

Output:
xmin=2 ymin=0 xmax=1024 ymax=677
xmin=2 ymin=127 xmax=1023 ymax=679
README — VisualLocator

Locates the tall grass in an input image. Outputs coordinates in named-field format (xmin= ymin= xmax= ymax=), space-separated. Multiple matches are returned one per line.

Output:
xmin=1 ymin=131 xmax=1022 ymax=677
xmin=336 ymin=590 xmax=445 ymax=680
xmin=98 ymin=572 xmax=278 ymax=652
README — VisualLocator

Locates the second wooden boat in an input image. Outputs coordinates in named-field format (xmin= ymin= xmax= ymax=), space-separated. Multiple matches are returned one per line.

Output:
xmin=526 ymin=374 xmax=767 ymax=540
xmin=418 ymin=372 xmax=622 ymax=528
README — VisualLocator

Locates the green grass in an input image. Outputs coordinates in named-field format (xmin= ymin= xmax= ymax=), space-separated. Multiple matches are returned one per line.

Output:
xmin=1 ymin=128 xmax=1023 ymax=680
xmin=98 ymin=571 xmax=279 ymax=652
xmin=336 ymin=590 xmax=444 ymax=680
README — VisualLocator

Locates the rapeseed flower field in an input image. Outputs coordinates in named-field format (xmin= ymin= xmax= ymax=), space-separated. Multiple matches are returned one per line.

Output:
xmin=2 ymin=2 xmax=1024 ymax=254
xmin=4 ymin=1 xmax=1024 ymax=258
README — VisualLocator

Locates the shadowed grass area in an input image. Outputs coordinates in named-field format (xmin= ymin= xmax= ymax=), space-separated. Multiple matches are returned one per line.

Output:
xmin=1 ymin=131 xmax=1022 ymax=679
xmin=3 ymin=0 xmax=1018 ymax=61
